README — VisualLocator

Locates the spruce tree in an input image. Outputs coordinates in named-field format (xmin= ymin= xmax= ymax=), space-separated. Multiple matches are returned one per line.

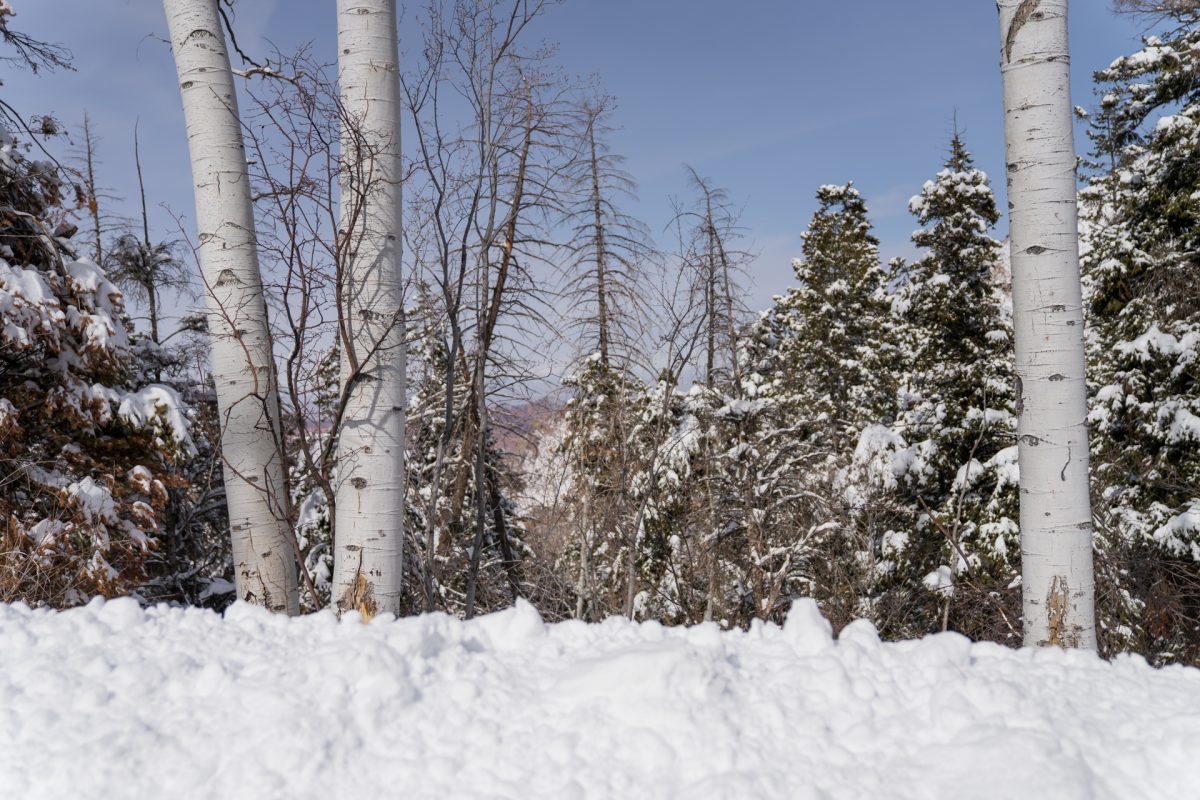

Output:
xmin=740 ymin=183 xmax=898 ymax=628
xmin=1081 ymin=11 xmax=1200 ymax=661
xmin=883 ymin=135 xmax=1019 ymax=640
xmin=765 ymin=183 xmax=894 ymax=448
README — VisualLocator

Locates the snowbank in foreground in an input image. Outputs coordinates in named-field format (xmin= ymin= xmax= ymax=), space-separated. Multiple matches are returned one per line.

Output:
xmin=2 ymin=600 xmax=1199 ymax=800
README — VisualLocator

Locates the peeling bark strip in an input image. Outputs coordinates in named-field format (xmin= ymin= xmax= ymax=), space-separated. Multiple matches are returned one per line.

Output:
xmin=1004 ymin=0 xmax=1043 ymax=63
xmin=163 ymin=0 xmax=298 ymax=615
xmin=339 ymin=573 xmax=379 ymax=621
xmin=1044 ymin=575 xmax=1080 ymax=648
xmin=997 ymin=0 xmax=1096 ymax=649
xmin=331 ymin=0 xmax=407 ymax=618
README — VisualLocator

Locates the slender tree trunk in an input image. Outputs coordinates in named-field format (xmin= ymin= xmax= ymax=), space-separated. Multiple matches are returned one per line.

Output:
xmin=576 ymin=490 xmax=592 ymax=620
xmin=587 ymin=120 xmax=612 ymax=367
xmin=487 ymin=473 xmax=521 ymax=602
xmin=463 ymin=91 xmax=534 ymax=618
xmin=332 ymin=0 xmax=407 ymax=619
xmin=704 ymin=225 xmax=717 ymax=390
xmin=81 ymin=114 xmax=103 ymax=265
xmin=712 ymin=224 xmax=742 ymax=398
xmin=464 ymin=377 xmax=487 ymax=620
xmin=163 ymin=0 xmax=298 ymax=614
xmin=623 ymin=509 xmax=641 ymax=619
xmin=481 ymin=89 xmax=533 ymax=351
xmin=134 ymin=122 xmax=159 ymax=345
xmin=998 ymin=0 xmax=1096 ymax=649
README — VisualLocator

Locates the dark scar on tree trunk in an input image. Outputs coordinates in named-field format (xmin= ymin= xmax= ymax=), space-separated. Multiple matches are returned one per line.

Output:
xmin=1005 ymin=0 xmax=1043 ymax=64
xmin=1044 ymin=575 xmax=1078 ymax=648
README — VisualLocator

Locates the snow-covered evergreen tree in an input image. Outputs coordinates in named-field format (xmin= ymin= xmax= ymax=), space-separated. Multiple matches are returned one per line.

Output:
xmin=130 ymin=324 xmax=236 ymax=608
xmin=622 ymin=377 xmax=708 ymax=623
xmin=705 ymin=371 xmax=833 ymax=627
xmin=558 ymin=353 xmax=646 ymax=619
xmin=761 ymin=183 xmax=896 ymax=448
xmin=742 ymin=183 xmax=900 ymax=630
xmin=0 ymin=130 xmax=186 ymax=605
xmin=879 ymin=136 xmax=1020 ymax=640
xmin=1081 ymin=11 xmax=1200 ymax=660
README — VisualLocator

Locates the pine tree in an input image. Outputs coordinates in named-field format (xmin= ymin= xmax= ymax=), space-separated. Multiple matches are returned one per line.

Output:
xmin=710 ymin=362 xmax=833 ymax=627
xmin=556 ymin=96 xmax=655 ymax=620
xmin=764 ymin=182 xmax=895 ymax=448
xmin=711 ymin=183 xmax=898 ymax=628
xmin=881 ymin=135 xmax=1020 ymax=641
xmin=1081 ymin=10 xmax=1200 ymax=660
xmin=563 ymin=97 xmax=652 ymax=368
xmin=623 ymin=376 xmax=707 ymax=623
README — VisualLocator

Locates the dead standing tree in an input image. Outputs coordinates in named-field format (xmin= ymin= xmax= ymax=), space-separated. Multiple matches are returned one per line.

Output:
xmin=671 ymin=167 xmax=753 ymax=622
xmin=402 ymin=0 xmax=569 ymax=616
xmin=557 ymin=93 xmax=658 ymax=619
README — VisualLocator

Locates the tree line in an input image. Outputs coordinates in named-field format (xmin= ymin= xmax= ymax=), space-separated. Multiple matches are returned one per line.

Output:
xmin=2 ymin=0 xmax=1198 ymax=663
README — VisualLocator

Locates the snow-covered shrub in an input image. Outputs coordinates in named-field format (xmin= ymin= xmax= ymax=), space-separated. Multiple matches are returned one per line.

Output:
xmin=0 ymin=130 xmax=182 ymax=605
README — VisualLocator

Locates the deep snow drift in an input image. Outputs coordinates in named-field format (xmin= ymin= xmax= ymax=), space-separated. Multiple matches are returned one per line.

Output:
xmin=2 ymin=599 xmax=1199 ymax=799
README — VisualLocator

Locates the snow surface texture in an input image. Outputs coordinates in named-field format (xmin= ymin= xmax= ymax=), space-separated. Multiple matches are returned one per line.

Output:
xmin=2 ymin=599 xmax=1199 ymax=799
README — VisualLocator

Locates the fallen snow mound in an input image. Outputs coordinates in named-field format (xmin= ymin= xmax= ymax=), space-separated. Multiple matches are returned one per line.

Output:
xmin=2 ymin=599 xmax=1199 ymax=799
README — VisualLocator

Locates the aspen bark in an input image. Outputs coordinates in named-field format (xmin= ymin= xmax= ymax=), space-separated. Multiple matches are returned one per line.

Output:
xmin=997 ymin=0 xmax=1096 ymax=649
xmin=163 ymin=0 xmax=298 ymax=613
xmin=332 ymin=0 xmax=407 ymax=618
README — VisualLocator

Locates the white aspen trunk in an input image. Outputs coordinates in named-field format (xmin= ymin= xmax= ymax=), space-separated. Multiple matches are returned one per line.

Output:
xmin=332 ymin=0 xmax=407 ymax=618
xmin=997 ymin=0 xmax=1096 ymax=649
xmin=163 ymin=0 xmax=298 ymax=614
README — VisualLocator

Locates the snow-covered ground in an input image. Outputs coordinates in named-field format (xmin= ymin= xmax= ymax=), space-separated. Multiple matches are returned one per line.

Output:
xmin=2 ymin=599 xmax=1198 ymax=799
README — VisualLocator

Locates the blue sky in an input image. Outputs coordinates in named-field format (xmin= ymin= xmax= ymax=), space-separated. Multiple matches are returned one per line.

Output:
xmin=7 ymin=0 xmax=1145 ymax=313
